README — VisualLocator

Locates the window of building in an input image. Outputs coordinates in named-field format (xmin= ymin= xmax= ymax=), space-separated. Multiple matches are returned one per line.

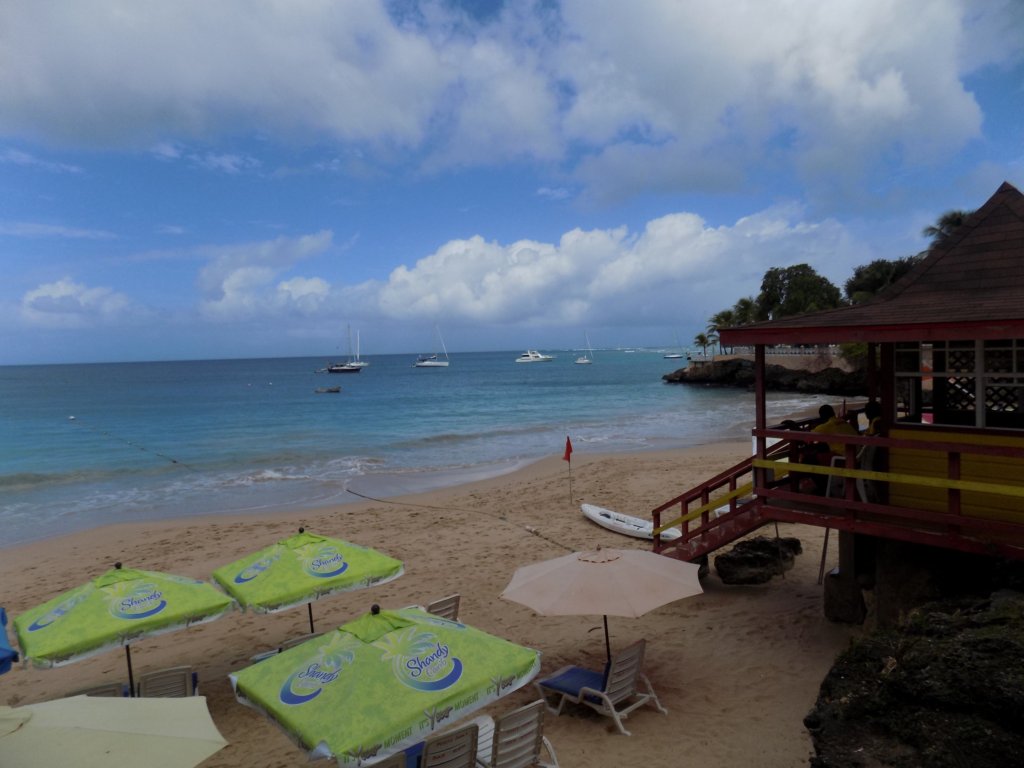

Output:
xmin=895 ymin=340 xmax=1024 ymax=429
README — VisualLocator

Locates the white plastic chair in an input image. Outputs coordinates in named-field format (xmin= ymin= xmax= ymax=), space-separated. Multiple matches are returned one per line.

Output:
xmin=426 ymin=594 xmax=461 ymax=621
xmin=534 ymin=639 xmax=666 ymax=736
xmin=473 ymin=699 xmax=558 ymax=768
xmin=421 ymin=722 xmax=479 ymax=768
xmin=137 ymin=665 xmax=196 ymax=697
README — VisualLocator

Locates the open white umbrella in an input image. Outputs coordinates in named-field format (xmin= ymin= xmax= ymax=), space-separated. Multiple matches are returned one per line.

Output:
xmin=500 ymin=547 xmax=703 ymax=661
xmin=0 ymin=695 xmax=227 ymax=768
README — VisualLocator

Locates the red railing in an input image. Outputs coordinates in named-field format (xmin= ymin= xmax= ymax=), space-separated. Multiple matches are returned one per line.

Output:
xmin=651 ymin=426 xmax=1024 ymax=562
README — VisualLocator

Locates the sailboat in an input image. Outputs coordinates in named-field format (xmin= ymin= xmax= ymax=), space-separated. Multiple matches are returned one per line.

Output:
xmin=663 ymin=331 xmax=685 ymax=359
xmin=575 ymin=332 xmax=594 ymax=365
xmin=326 ymin=325 xmax=362 ymax=373
xmin=414 ymin=325 xmax=450 ymax=367
xmin=348 ymin=329 xmax=369 ymax=368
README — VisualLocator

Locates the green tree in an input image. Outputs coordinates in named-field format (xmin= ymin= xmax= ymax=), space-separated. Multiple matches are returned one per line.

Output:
xmin=922 ymin=209 xmax=972 ymax=247
xmin=756 ymin=264 xmax=842 ymax=321
xmin=731 ymin=296 xmax=758 ymax=325
xmin=693 ymin=332 xmax=711 ymax=355
xmin=844 ymin=255 xmax=923 ymax=304
xmin=707 ymin=310 xmax=735 ymax=352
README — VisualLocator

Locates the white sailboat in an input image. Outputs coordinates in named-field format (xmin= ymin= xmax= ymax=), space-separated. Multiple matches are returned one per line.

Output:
xmin=326 ymin=325 xmax=362 ymax=373
xmin=414 ymin=325 xmax=450 ymax=367
xmin=575 ymin=332 xmax=594 ymax=365
xmin=663 ymin=331 xmax=685 ymax=359
xmin=348 ymin=329 xmax=369 ymax=368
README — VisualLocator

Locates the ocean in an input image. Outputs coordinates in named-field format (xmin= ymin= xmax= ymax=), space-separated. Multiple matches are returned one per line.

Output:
xmin=0 ymin=350 xmax=821 ymax=547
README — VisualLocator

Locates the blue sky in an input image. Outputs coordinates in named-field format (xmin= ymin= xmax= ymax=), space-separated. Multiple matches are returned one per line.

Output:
xmin=1 ymin=0 xmax=1022 ymax=365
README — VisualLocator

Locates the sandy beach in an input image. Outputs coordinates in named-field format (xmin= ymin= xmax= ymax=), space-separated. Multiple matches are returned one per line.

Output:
xmin=0 ymin=440 xmax=859 ymax=767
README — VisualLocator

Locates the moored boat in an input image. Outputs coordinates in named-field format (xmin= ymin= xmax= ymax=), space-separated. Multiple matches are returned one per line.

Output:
xmin=515 ymin=350 xmax=554 ymax=363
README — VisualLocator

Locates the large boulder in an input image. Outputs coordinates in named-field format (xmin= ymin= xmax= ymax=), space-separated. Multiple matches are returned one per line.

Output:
xmin=714 ymin=535 xmax=802 ymax=584
xmin=804 ymin=591 xmax=1024 ymax=767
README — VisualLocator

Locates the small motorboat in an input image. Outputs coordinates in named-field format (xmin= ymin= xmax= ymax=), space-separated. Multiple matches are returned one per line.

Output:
xmin=315 ymin=386 xmax=342 ymax=394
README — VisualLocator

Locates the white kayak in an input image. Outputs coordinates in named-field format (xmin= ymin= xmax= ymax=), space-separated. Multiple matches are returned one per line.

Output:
xmin=581 ymin=503 xmax=682 ymax=542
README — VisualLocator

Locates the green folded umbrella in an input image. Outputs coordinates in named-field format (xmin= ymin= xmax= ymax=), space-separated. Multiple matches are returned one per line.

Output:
xmin=14 ymin=563 xmax=235 ymax=691
xmin=231 ymin=606 xmax=540 ymax=766
xmin=212 ymin=529 xmax=404 ymax=632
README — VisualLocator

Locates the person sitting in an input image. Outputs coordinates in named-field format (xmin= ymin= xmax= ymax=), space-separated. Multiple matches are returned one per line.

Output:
xmin=863 ymin=400 xmax=884 ymax=436
xmin=795 ymin=405 xmax=858 ymax=495
xmin=812 ymin=404 xmax=859 ymax=456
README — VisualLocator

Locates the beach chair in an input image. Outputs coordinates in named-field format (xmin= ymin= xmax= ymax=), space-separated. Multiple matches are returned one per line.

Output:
xmin=427 ymin=594 xmax=461 ymax=621
xmin=534 ymin=639 xmax=666 ymax=736
xmin=472 ymin=700 xmax=559 ymax=768
xmin=137 ymin=665 xmax=197 ymax=697
xmin=421 ymin=722 xmax=479 ymax=768
xmin=70 ymin=681 xmax=128 ymax=697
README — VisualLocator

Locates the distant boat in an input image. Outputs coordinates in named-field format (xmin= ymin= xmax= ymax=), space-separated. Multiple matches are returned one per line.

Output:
xmin=516 ymin=350 xmax=554 ymax=363
xmin=575 ymin=333 xmax=594 ymax=365
xmin=315 ymin=386 xmax=341 ymax=394
xmin=664 ymin=332 xmax=685 ymax=359
xmin=414 ymin=325 xmax=450 ymax=367
xmin=326 ymin=325 xmax=362 ymax=373
xmin=348 ymin=329 xmax=369 ymax=369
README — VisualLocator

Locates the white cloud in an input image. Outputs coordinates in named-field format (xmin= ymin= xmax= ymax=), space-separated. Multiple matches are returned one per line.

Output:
xmin=374 ymin=202 xmax=857 ymax=326
xmin=190 ymin=152 xmax=262 ymax=174
xmin=20 ymin=277 xmax=133 ymax=328
xmin=1 ymin=0 xmax=1013 ymax=198
xmin=198 ymin=231 xmax=334 ymax=319
xmin=0 ymin=148 xmax=81 ymax=173
xmin=0 ymin=221 xmax=116 ymax=239
xmin=0 ymin=1 xmax=450 ymax=148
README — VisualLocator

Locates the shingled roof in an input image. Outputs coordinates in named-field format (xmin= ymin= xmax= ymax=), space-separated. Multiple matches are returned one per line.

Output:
xmin=720 ymin=181 xmax=1024 ymax=345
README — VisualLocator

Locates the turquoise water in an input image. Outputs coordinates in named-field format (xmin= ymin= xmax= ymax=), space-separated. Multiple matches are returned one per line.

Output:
xmin=0 ymin=351 xmax=818 ymax=546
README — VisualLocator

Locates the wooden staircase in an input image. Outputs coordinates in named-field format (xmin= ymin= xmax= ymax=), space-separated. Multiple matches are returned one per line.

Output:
xmin=651 ymin=440 xmax=794 ymax=562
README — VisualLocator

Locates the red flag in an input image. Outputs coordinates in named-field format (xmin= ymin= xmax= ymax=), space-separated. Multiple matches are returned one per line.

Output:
xmin=563 ymin=436 xmax=573 ymax=462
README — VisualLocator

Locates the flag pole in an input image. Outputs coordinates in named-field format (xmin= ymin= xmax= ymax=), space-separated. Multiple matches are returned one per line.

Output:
xmin=563 ymin=435 xmax=573 ymax=503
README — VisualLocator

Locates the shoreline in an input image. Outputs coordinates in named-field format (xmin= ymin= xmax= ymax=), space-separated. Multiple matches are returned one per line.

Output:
xmin=1 ymin=439 xmax=858 ymax=768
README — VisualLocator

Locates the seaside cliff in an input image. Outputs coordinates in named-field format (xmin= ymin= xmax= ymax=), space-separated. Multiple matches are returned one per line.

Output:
xmin=663 ymin=353 xmax=866 ymax=396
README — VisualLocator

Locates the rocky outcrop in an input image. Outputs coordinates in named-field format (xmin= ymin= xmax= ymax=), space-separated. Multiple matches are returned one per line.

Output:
xmin=804 ymin=591 xmax=1024 ymax=767
xmin=663 ymin=358 xmax=866 ymax=396
xmin=713 ymin=535 xmax=802 ymax=584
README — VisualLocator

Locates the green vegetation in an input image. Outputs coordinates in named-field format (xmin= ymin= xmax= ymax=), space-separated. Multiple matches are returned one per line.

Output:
xmin=698 ymin=209 xmax=972 ymax=352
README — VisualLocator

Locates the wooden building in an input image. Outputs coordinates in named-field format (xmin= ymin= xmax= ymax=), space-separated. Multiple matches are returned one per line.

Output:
xmin=651 ymin=182 xmax=1024 ymax=620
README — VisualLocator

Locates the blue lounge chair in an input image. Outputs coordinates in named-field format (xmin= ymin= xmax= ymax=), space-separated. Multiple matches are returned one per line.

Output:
xmin=534 ymin=639 xmax=666 ymax=736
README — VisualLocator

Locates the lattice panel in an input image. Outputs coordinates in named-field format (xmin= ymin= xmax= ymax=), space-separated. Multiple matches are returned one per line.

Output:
xmin=947 ymin=348 xmax=975 ymax=374
xmin=985 ymin=349 xmax=1014 ymax=374
xmin=940 ymin=376 xmax=975 ymax=412
xmin=985 ymin=379 xmax=1020 ymax=413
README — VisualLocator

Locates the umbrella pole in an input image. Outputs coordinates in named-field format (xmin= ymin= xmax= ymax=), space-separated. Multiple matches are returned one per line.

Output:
xmin=307 ymin=603 xmax=315 ymax=634
xmin=125 ymin=644 xmax=135 ymax=697
xmin=603 ymin=616 xmax=611 ymax=664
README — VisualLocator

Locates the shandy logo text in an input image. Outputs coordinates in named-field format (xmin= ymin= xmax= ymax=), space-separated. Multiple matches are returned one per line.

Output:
xmin=110 ymin=584 xmax=167 ymax=620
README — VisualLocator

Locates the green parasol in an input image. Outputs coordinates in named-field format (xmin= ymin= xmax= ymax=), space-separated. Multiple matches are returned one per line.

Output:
xmin=230 ymin=605 xmax=540 ymax=766
xmin=212 ymin=528 xmax=404 ymax=633
xmin=14 ymin=563 xmax=235 ymax=692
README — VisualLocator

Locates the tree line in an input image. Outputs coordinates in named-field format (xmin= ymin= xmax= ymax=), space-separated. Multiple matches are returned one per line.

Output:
xmin=692 ymin=209 xmax=972 ymax=355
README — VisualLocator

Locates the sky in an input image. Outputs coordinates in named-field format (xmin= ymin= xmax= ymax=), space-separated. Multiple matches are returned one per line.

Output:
xmin=1 ymin=0 xmax=1022 ymax=365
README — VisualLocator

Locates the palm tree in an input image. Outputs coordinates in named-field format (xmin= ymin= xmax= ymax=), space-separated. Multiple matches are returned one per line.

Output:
xmin=922 ymin=209 xmax=973 ymax=247
xmin=731 ymin=296 xmax=758 ymax=326
xmin=693 ymin=332 xmax=710 ymax=356
xmin=707 ymin=310 xmax=735 ymax=353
